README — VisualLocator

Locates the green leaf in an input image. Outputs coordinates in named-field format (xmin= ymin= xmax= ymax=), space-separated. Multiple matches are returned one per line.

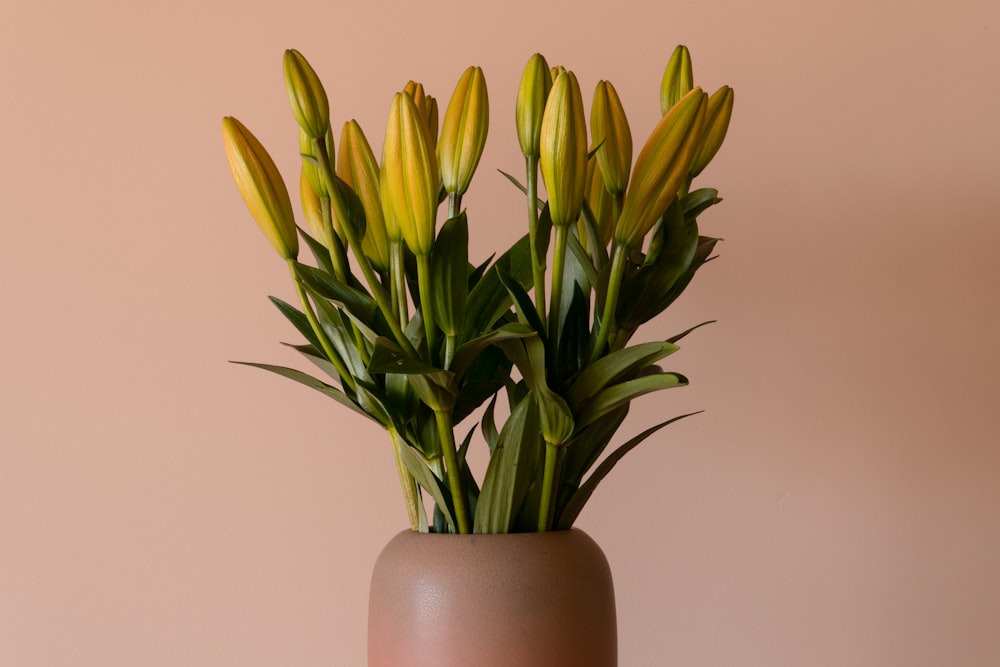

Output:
xmin=496 ymin=268 xmax=545 ymax=334
xmin=430 ymin=213 xmax=469 ymax=337
xmin=568 ymin=340 xmax=680 ymax=409
xmin=474 ymin=394 xmax=542 ymax=534
xmin=451 ymin=322 xmax=533 ymax=381
xmin=667 ymin=320 xmax=716 ymax=345
xmin=297 ymin=226 xmax=334 ymax=275
xmin=481 ymin=394 xmax=499 ymax=453
xmin=396 ymin=442 xmax=457 ymax=533
xmin=680 ymin=187 xmax=720 ymax=219
xmin=230 ymin=361 xmax=374 ymax=422
xmin=294 ymin=261 xmax=377 ymax=322
xmin=576 ymin=372 xmax=688 ymax=428
xmin=282 ymin=342 xmax=340 ymax=382
xmin=269 ymin=296 xmax=321 ymax=351
xmin=367 ymin=337 xmax=456 ymax=412
xmin=556 ymin=412 xmax=702 ymax=529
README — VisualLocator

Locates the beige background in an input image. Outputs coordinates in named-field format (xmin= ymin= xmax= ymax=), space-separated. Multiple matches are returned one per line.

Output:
xmin=2 ymin=0 xmax=998 ymax=665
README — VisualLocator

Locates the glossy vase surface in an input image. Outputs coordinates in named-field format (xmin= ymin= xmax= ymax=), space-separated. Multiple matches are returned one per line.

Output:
xmin=368 ymin=528 xmax=617 ymax=667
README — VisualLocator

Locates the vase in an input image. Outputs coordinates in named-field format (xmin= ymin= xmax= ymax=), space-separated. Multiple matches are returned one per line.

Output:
xmin=367 ymin=528 xmax=617 ymax=667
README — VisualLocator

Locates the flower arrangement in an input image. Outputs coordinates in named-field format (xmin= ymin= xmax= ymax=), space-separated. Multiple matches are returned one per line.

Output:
xmin=222 ymin=47 xmax=733 ymax=534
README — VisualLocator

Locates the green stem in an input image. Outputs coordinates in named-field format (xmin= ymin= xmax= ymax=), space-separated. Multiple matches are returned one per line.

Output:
xmin=390 ymin=241 xmax=409 ymax=333
xmin=319 ymin=197 xmax=349 ymax=281
xmin=548 ymin=224 xmax=570 ymax=369
xmin=537 ymin=442 xmax=560 ymax=532
xmin=415 ymin=253 xmax=437 ymax=363
xmin=434 ymin=408 xmax=471 ymax=534
xmin=313 ymin=140 xmax=414 ymax=356
xmin=388 ymin=427 xmax=423 ymax=532
xmin=448 ymin=192 xmax=462 ymax=220
xmin=288 ymin=260 xmax=355 ymax=394
xmin=525 ymin=156 xmax=547 ymax=330
xmin=590 ymin=243 xmax=628 ymax=363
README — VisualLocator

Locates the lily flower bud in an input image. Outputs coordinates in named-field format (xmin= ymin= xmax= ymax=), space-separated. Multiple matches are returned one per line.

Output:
xmin=222 ymin=116 xmax=298 ymax=259
xmin=579 ymin=156 xmax=613 ymax=251
xmin=590 ymin=80 xmax=632 ymax=196
xmin=515 ymin=53 xmax=552 ymax=158
xmin=338 ymin=120 xmax=390 ymax=271
xmin=688 ymin=85 xmax=734 ymax=178
xmin=539 ymin=71 xmax=588 ymax=228
xmin=424 ymin=95 xmax=439 ymax=150
xmin=438 ymin=66 xmax=489 ymax=196
xmin=614 ymin=88 xmax=707 ymax=248
xmin=659 ymin=45 xmax=693 ymax=115
xmin=283 ymin=49 xmax=329 ymax=139
xmin=300 ymin=166 xmax=331 ymax=247
xmin=382 ymin=92 xmax=439 ymax=256
xmin=299 ymin=129 xmax=335 ymax=197
xmin=549 ymin=65 xmax=567 ymax=82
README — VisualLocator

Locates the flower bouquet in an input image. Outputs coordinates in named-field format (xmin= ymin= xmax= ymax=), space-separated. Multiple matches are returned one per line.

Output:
xmin=222 ymin=47 xmax=733 ymax=535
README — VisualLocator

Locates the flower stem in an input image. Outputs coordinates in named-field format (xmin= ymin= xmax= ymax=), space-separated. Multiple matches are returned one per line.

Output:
xmin=525 ymin=156 xmax=548 ymax=330
xmin=415 ymin=253 xmax=437 ymax=363
xmin=590 ymin=242 xmax=627 ymax=363
xmin=434 ymin=408 xmax=471 ymax=534
xmin=548 ymin=224 xmax=570 ymax=370
xmin=537 ymin=442 xmax=560 ymax=532
xmin=313 ymin=139 xmax=414 ymax=356
xmin=388 ymin=427 xmax=423 ymax=531
xmin=287 ymin=260 xmax=355 ymax=394
xmin=390 ymin=241 xmax=409 ymax=333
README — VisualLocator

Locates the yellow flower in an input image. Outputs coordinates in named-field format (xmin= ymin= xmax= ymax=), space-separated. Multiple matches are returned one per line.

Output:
xmin=221 ymin=116 xmax=298 ymax=259
xmin=299 ymin=129 xmax=334 ymax=198
xmin=660 ymin=45 xmax=693 ymax=116
xmin=438 ymin=66 xmax=489 ymax=196
xmin=689 ymin=85 xmax=734 ymax=178
xmin=300 ymin=166 xmax=331 ymax=247
xmin=515 ymin=53 xmax=552 ymax=158
xmin=579 ymin=156 xmax=613 ymax=251
xmin=539 ymin=71 xmax=587 ymax=228
xmin=590 ymin=80 xmax=632 ymax=196
xmin=338 ymin=120 xmax=390 ymax=271
xmin=283 ymin=49 xmax=329 ymax=139
xmin=381 ymin=92 xmax=439 ymax=256
xmin=403 ymin=81 xmax=438 ymax=149
xmin=614 ymin=88 xmax=707 ymax=247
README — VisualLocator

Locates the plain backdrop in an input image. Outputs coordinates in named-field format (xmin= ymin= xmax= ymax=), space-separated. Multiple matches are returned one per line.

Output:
xmin=2 ymin=0 xmax=998 ymax=665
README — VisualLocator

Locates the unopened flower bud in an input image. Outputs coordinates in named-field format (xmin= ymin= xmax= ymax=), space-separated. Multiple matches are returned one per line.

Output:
xmin=222 ymin=116 xmax=298 ymax=259
xmin=300 ymin=166 xmax=331 ymax=246
xmin=614 ymin=88 xmax=706 ymax=248
xmin=688 ymin=85 xmax=734 ymax=178
xmin=515 ymin=53 xmax=552 ymax=157
xmin=438 ymin=66 xmax=489 ymax=196
xmin=590 ymin=80 xmax=632 ymax=195
xmin=382 ymin=92 xmax=439 ymax=256
xmin=539 ymin=71 xmax=587 ymax=228
xmin=338 ymin=120 xmax=389 ymax=271
xmin=299 ymin=129 xmax=335 ymax=197
xmin=283 ymin=49 xmax=329 ymax=139
xmin=660 ymin=45 xmax=693 ymax=115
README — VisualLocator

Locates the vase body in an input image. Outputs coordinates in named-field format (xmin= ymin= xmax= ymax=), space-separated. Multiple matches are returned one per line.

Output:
xmin=368 ymin=528 xmax=617 ymax=667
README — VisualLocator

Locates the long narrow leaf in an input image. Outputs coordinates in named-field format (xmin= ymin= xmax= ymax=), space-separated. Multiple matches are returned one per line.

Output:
xmin=231 ymin=361 xmax=373 ymax=422
xmin=556 ymin=412 xmax=702 ymax=529
xmin=576 ymin=372 xmax=688 ymax=428
xmin=396 ymin=443 xmax=457 ymax=533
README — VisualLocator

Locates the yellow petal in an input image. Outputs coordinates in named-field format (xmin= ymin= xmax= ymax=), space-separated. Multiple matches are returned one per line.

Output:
xmin=539 ymin=71 xmax=588 ymax=228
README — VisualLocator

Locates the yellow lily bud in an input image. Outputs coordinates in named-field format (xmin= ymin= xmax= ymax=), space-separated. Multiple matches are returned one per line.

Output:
xmin=515 ymin=53 xmax=552 ymax=157
xmin=438 ymin=66 xmax=489 ymax=196
xmin=299 ymin=128 xmax=335 ymax=197
xmin=338 ymin=120 xmax=390 ymax=271
xmin=222 ymin=116 xmax=298 ymax=259
xmin=688 ymin=85 xmax=734 ymax=178
xmin=300 ymin=166 xmax=330 ymax=246
xmin=283 ymin=49 xmax=329 ymax=139
xmin=382 ymin=92 xmax=439 ymax=256
xmin=614 ymin=88 xmax=707 ymax=248
xmin=660 ymin=45 xmax=693 ymax=116
xmin=579 ymin=156 xmax=613 ymax=251
xmin=590 ymin=80 xmax=632 ymax=196
xmin=403 ymin=82 xmax=440 ymax=153
xmin=550 ymin=65 xmax=567 ymax=81
xmin=425 ymin=95 xmax=439 ymax=149
xmin=539 ymin=71 xmax=588 ymax=228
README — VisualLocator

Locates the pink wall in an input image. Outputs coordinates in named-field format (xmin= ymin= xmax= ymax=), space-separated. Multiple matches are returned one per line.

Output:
xmin=2 ymin=0 xmax=998 ymax=664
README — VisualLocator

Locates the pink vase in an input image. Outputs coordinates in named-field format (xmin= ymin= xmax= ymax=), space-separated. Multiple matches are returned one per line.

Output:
xmin=368 ymin=529 xmax=617 ymax=667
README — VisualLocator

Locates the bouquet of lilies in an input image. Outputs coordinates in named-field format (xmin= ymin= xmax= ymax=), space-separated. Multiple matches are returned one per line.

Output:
xmin=222 ymin=47 xmax=733 ymax=534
